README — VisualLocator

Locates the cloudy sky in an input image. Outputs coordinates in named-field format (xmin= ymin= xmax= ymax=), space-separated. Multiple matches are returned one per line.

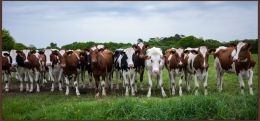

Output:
xmin=3 ymin=1 xmax=258 ymax=48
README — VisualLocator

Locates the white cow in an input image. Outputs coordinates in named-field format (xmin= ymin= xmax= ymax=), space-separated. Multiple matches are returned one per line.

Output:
xmin=145 ymin=47 xmax=167 ymax=97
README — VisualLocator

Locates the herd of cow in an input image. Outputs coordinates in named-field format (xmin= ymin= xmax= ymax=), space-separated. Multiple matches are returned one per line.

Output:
xmin=1 ymin=41 xmax=256 ymax=97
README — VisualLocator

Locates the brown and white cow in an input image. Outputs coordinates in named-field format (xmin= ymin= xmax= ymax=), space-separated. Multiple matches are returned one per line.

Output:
xmin=44 ymin=49 xmax=64 ymax=92
xmin=2 ymin=51 xmax=12 ymax=92
xmin=184 ymin=46 xmax=214 ymax=96
xmin=214 ymin=42 xmax=255 ymax=95
xmin=165 ymin=48 xmax=185 ymax=96
xmin=27 ymin=50 xmax=41 ymax=92
xmin=60 ymin=50 xmax=81 ymax=96
xmin=132 ymin=42 xmax=149 ymax=91
xmin=90 ymin=45 xmax=113 ymax=97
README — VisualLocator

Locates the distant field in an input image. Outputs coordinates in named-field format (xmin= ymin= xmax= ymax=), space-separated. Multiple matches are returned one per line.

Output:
xmin=2 ymin=54 xmax=258 ymax=120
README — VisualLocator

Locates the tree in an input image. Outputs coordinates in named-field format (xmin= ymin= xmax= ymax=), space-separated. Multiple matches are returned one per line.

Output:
xmin=2 ymin=29 xmax=15 ymax=51
xmin=28 ymin=44 xmax=36 ymax=50
xmin=14 ymin=43 xmax=27 ymax=50
xmin=47 ymin=42 xmax=60 ymax=49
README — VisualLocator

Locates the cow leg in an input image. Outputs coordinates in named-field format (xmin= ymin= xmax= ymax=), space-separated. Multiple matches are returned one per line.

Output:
xmin=35 ymin=69 xmax=40 ymax=92
xmin=179 ymin=76 xmax=183 ymax=96
xmin=19 ymin=72 xmax=24 ymax=92
xmin=94 ymin=76 xmax=100 ymax=97
xmin=203 ymin=72 xmax=208 ymax=96
xmin=65 ymin=76 xmax=70 ymax=95
xmin=238 ymin=72 xmax=245 ymax=95
xmin=101 ymin=75 xmax=106 ymax=96
xmin=140 ymin=69 xmax=144 ymax=91
xmin=123 ymin=71 xmax=129 ymax=96
xmin=49 ymin=68 xmax=56 ymax=92
xmin=147 ymin=71 xmax=152 ymax=97
xmin=170 ymin=70 xmax=175 ymax=96
xmin=159 ymin=71 xmax=167 ymax=97
xmin=58 ymin=69 xmax=64 ymax=91
xmin=168 ymin=70 xmax=172 ymax=92
xmin=186 ymin=73 xmax=191 ymax=92
xmin=88 ymin=71 xmax=92 ymax=88
xmin=73 ymin=74 xmax=80 ymax=96
xmin=29 ymin=70 xmax=34 ymax=92
xmin=248 ymin=69 xmax=253 ymax=95
xmin=4 ymin=72 xmax=10 ymax=92
xmin=131 ymin=71 xmax=136 ymax=96
xmin=194 ymin=74 xmax=199 ymax=96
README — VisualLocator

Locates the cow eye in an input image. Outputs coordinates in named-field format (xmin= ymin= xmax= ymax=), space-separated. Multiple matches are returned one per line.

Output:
xmin=151 ymin=60 xmax=153 ymax=63
xmin=159 ymin=60 xmax=161 ymax=64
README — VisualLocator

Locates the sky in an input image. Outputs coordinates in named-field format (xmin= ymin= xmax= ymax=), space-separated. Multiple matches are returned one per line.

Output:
xmin=3 ymin=1 xmax=258 ymax=48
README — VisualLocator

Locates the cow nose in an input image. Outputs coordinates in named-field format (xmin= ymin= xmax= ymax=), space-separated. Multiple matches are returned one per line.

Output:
xmin=153 ymin=69 xmax=159 ymax=74
xmin=128 ymin=64 xmax=134 ymax=68
xmin=203 ymin=64 xmax=209 ymax=69
xmin=46 ymin=62 xmax=51 ymax=66
xmin=92 ymin=59 xmax=97 ymax=63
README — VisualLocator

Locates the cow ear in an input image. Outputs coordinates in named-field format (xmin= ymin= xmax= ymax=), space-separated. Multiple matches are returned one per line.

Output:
xmin=229 ymin=43 xmax=237 ymax=47
xmin=170 ymin=50 xmax=176 ymax=54
xmin=246 ymin=43 xmax=252 ymax=50
xmin=144 ymin=56 xmax=151 ymax=60
xmin=132 ymin=44 xmax=138 ymax=49
xmin=183 ymin=50 xmax=189 ymax=54
xmin=144 ymin=44 xmax=149 ymax=49
xmin=208 ymin=48 xmax=215 ymax=54
xmin=191 ymin=50 xmax=199 ymax=54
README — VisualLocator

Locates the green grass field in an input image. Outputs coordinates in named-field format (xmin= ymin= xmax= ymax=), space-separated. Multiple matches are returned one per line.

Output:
xmin=2 ymin=54 xmax=258 ymax=120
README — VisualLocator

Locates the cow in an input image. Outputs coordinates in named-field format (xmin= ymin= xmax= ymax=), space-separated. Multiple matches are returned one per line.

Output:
xmin=45 ymin=49 xmax=63 ymax=92
xmin=60 ymin=50 xmax=81 ymax=96
xmin=214 ymin=42 xmax=255 ymax=95
xmin=164 ymin=48 xmax=185 ymax=96
xmin=116 ymin=47 xmax=136 ymax=96
xmin=112 ymin=48 xmax=124 ymax=89
xmin=183 ymin=46 xmax=214 ymax=96
xmin=2 ymin=51 xmax=12 ymax=92
xmin=132 ymin=41 xmax=149 ymax=91
xmin=14 ymin=49 xmax=32 ymax=92
xmin=90 ymin=45 xmax=113 ymax=97
xmin=77 ymin=49 xmax=93 ymax=88
xmin=145 ymin=47 xmax=167 ymax=97
xmin=27 ymin=50 xmax=41 ymax=92
xmin=38 ymin=50 xmax=48 ymax=85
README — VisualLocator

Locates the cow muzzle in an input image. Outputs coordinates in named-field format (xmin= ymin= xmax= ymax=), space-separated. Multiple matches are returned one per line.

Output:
xmin=152 ymin=69 xmax=160 ymax=74
xmin=128 ymin=64 xmax=134 ymax=68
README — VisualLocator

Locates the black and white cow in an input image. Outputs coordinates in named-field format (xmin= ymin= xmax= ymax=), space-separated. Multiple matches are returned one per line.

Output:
xmin=113 ymin=48 xmax=124 ymax=89
xmin=115 ymin=48 xmax=137 ymax=96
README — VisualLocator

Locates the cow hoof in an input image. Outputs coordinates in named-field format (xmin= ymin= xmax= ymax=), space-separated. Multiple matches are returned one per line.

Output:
xmin=36 ymin=90 xmax=40 ymax=93
xmin=5 ymin=89 xmax=9 ymax=92
xmin=51 ymin=89 xmax=54 ymax=92
xmin=59 ymin=89 xmax=63 ymax=92
xmin=95 ymin=93 xmax=100 ymax=98
xmin=65 ymin=92 xmax=69 ymax=95
xmin=76 ymin=93 xmax=80 ymax=96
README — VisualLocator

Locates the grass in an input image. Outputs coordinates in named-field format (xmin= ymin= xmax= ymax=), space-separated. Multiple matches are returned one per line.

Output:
xmin=2 ymin=54 xmax=258 ymax=120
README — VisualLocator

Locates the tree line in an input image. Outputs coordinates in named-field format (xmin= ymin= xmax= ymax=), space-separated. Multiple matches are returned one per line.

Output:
xmin=2 ymin=29 xmax=258 ymax=53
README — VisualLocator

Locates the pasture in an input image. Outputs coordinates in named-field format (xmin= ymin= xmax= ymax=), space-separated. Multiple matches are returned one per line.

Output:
xmin=2 ymin=54 xmax=258 ymax=120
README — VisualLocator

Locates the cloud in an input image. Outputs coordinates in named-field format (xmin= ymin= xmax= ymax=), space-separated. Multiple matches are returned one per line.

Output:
xmin=3 ymin=1 xmax=257 ymax=48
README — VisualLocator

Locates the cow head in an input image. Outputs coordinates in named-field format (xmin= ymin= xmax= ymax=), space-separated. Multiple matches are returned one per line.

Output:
xmin=122 ymin=48 xmax=135 ymax=68
xmin=44 ymin=49 xmax=53 ymax=66
xmin=165 ymin=48 xmax=184 ymax=69
xmin=145 ymin=47 xmax=164 ymax=74
xmin=90 ymin=46 xmax=99 ymax=63
xmin=133 ymin=42 xmax=149 ymax=59
xmin=196 ymin=46 xmax=215 ymax=69
xmin=22 ymin=49 xmax=30 ymax=63
xmin=231 ymin=42 xmax=251 ymax=62
xmin=10 ymin=49 xmax=17 ymax=66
